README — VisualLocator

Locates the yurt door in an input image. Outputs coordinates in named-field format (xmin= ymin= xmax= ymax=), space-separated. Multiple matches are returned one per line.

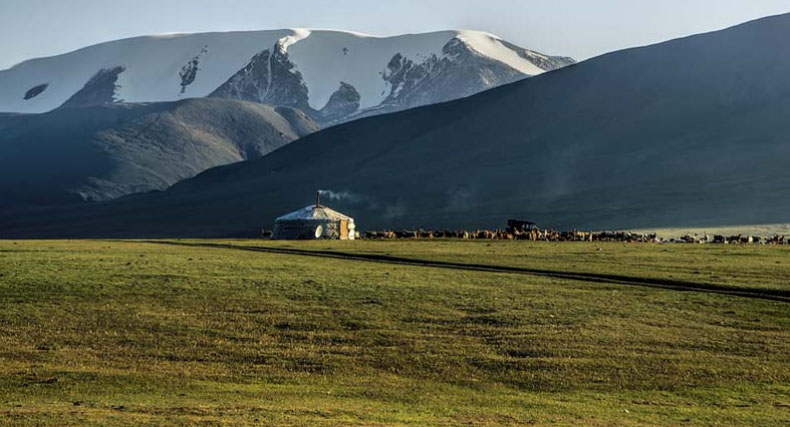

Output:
xmin=339 ymin=220 xmax=349 ymax=240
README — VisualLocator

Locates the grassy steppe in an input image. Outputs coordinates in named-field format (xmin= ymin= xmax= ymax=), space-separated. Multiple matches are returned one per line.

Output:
xmin=216 ymin=239 xmax=790 ymax=291
xmin=1 ymin=240 xmax=788 ymax=425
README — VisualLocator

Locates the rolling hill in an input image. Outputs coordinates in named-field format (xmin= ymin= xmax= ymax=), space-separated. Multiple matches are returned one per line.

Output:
xmin=2 ymin=14 xmax=789 ymax=238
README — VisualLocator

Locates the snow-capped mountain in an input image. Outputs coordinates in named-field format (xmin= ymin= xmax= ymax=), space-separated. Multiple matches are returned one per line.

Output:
xmin=0 ymin=29 xmax=574 ymax=125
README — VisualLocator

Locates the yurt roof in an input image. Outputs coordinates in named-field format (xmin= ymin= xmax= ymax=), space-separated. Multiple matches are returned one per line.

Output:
xmin=276 ymin=205 xmax=353 ymax=222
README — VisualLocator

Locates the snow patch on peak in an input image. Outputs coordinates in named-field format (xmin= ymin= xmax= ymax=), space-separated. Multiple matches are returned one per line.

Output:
xmin=454 ymin=30 xmax=546 ymax=76
xmin=279 ymin=29 xmax=312 ymax=50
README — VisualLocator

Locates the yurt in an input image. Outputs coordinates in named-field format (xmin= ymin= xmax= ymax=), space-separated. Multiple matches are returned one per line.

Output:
xmin=272 ymin=194 xmax=356 ymax=240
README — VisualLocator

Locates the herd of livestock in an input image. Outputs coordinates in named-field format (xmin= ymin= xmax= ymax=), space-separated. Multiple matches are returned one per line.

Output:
xmin=361 ymin=228 xmax=790 ymax=245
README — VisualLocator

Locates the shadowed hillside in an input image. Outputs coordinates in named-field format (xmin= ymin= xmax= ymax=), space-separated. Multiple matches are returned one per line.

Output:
xmin=0 ymin=98 xmax=317 ymax=206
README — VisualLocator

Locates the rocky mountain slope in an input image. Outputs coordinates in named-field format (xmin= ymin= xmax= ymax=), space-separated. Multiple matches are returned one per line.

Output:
xmin=0 ymin=29 xmax=573 ymax=126
xmin=0 ymin=98 xmax=316 ymax=206
xmin=3 ymin=14 xmax=789 ymax=238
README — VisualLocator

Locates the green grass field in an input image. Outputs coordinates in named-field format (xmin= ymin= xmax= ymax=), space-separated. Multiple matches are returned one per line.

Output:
xmin=1 ymin=240 xmax=789 ymax=425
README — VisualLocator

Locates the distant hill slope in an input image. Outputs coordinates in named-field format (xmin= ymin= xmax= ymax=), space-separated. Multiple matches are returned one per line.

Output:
xmin=0 ymin=29 xmax=573 ymax=127
xmin=0 ymin=98 xmax=316 ymax=206
xmin=0 ymin=113 xmax=26 ymax=130
xmin=2 ymin=14 xmax=790 ymax=238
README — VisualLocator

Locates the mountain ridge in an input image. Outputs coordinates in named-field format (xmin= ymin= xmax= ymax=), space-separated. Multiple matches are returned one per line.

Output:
xmin=0 ymin=28 xmax=574 ymax=126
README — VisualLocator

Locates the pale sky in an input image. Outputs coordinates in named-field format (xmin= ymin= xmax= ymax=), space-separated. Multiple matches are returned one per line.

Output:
xmin=0 ymin=0 xmax=788 ymax=70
